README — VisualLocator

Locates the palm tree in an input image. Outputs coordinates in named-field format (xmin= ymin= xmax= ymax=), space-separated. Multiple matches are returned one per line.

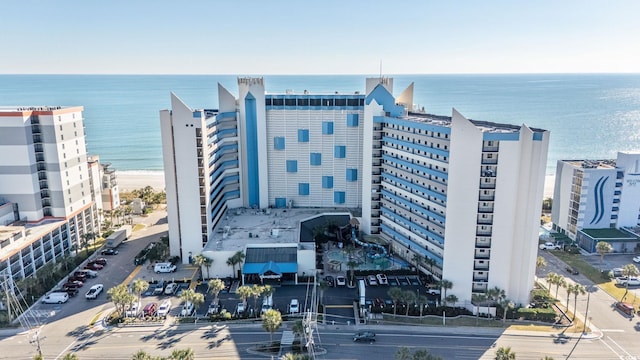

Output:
xmin=570 ymin=284 xmax=586 ymax=321
xmin=403 ymin=290 xmax=416 ymax=316
xmin=388 ymin=287 xmax=404 ymax=317
xmin=193 ymin=254 xmax=213 ymax=280
xmin=346 ymin=260 xmax=357 ymax=287
xmin=445 ymin=294 xmax=458 ymax=308
xmin=424 ymin=256 xmax=437 ymax=275
xmin=621 ymin=263 xmax=640 ymax=301
xmin=236 ymin=285 xmax=253 ymax=312
xmin=61 ymin=354 xmax=79 ymax=360
xmin=317 ymin=279 xmax=329 ymax=305
xmin=233 ymin=251 xmax=245 ymax=278
xmin=208 ymin=278 xmax=225 ymax=304
xmin=131 ymin=350 xmax=153 ymax=360
xmin=261 ymin=308 xmax=282 ymax=343
xmin=251 ymin=285 xmax=265 ymax=318
xmin=472 ymin=293 xmax=487 ymax=324
xmin=179 ymin=289 xmax=204 ymax=317
xmin=596 ymin=241 xmax=613 ymax=271
xmin=536 ymin=256 xmax=546 ymax=271
xmin=486 ymin=286 xmax=505 ymax=317
xmin=417 ymin=295 xmax=429 ymax=317
xmin=495 ymin=346 xmax=516 ymax=360
xmin=439 ymin=279 xmax=453 ymax=306
xmin=226 ymin=257 xmax=237 ymax=278
xmin=131 ymin=279 xmax=149 ymax=307
xmin=546 ymin=273 xmax=565 ymax=299
xmin=499 ymin=298 xmax=514 ymax=324
xmin=412 ymin=253 xmax=422 ymax=276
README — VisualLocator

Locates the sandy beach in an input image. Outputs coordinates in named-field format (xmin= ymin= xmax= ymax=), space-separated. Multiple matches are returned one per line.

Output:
xmin=116 ymin=170 xmax=557 ymax=199
xmin=117 ymin=170 xmax=166 ymax=192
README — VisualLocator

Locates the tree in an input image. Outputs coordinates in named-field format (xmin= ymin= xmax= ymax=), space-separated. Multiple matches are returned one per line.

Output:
xmin=227 ymin=251 xmax=246 ymax=279
xmin=536 ymin=256 xmax=546 ymax=271
xmin=233 ymin=251 xmax=245 ymax=277
xmin=403 ymin=290 xmax=416 ymax=316
xmin=472 ymin=293 xmax=487 ymax=324
xmin=569 ymin=284 xmax=586 ymax=321
xmin=208 ymin=278 xmax=225 ymax=304
xmin=388 ymin=287 xmax=404 ymax=317
xmin=131 ymin=349 xmax=153 ymax=360
xmin=317 ymin=279 xmax=329 ymax=306
xmin=108 ymin=284 xmax=136 ymax=316
xmin=169 ymin=348 xmax=194 ymax=360
xmin=62 ymin=354 xmax=79 ymax=360
xmin=395 ymin=347 xmax=442 ymax=360
xmin=131 ymin=279 xmax=149 ymax=306
xmin=596 ymin=241 xmax=613 ymax=270
xmin=179 ymin=289 xmax=204 ymax=317
xmin=412 ymin=253 xmax=422 ymax=276
xmin=499 ymin=298 xmax=514 ymax=324
xmin=621 ymin=263 xmax=640 ymax=301
xmin=438 ymin=279 xmax=453 ymax=306
xmin=546 ymin=273 xmax=566 ymax=299
xmin=236 ymin=285 xmax=253 ymax=311
xmin=251 ymin=285 xmax=265 ymax=318
xmin=445 ymin=294 xmax=458 ymax=308
xmin=193 ymin=254 xmax=213 ymax=280
xmin=346 ymin=260 xmax=357 ymax=287
xmin=424 ymin=256 xmax=437 ymax=275
xmin=495 ymin=346 xmax=516 ymax=360
xmin=486 ymin=286 xmax=505 ymax=317
xmin=417 ymin=295 xmax=429 ymax=317
xmin=262 ymin=308 xmax=282 ymax=343
xmin=396 ymin=347 xmax=412 ymax=360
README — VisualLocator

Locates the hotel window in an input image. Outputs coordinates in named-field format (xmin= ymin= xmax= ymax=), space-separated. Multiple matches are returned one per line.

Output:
xmin=272 ymin=98 xmax=284 ymax=106
xmin=285 ymin=99 xmax=296 ymax=106
xmin=334 ymin=145 xmax=346 ymax=158
xmin=274 ymin=137 xmax=285 ymax=150
xmin=298 ymin=98 xmax=309 ymax=106
xmin=310 ymin=98 xmax=321 ymax=106
xmin=298 ymin=129 xmax=309 ymax=142
xmin=322 ymin=176 xmax=334 ymax=189
xmin=346 ymin=169 xmax=358 ymax=182
xmin=310 ymin=153 xmax=322 ymax=166
xmin=334 ymin=191 xmax=346 ymax=204
xmin=298 ymin=183 xmax=310 ymax=196
xmin=286 ymin=160 xmax=298 ymax=173
xmin=322 ymin=121 xmax=334 ymax=135
xmin=347 ymin=114 xmax=359 ymax=127
xmin=347 ymin=98 xmax=360 ymax=106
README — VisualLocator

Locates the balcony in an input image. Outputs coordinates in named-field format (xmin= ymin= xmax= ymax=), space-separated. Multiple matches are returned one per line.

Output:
xmin=473 ymin=273 xmax=489 ymax=282
xmin=475 ymin=237 xmax=491 ymax=248
xmin=478 ymin=204 xmax=494 ymax=213
xmin=474 ymin=249 xmax=490 ymax=259
xmin=482 ymin=145 xmax=499 ymax=152
xmin=480 ymin=182 xmax=496 ymax=189
xmin=477 ymin=216 xmax=493 ymax=225
xmin=474 ymin=262 xmax=490 ymax=271
xmin=481 ymin=158 xmax=498 ymax=165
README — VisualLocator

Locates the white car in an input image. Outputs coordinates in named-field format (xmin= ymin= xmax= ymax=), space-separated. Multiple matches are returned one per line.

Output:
xmin=367 ymin=275 xmax=378 ymax=286
xmin=616 ymin=277 xmax=640 ymax=287
xmin=207 ymin=301 xmax=221 ymax=315
xmin=376 ymin=274 xmax=388 ymax=285
xmin=289 ymin=299 xmax=300 ymax=314
xmin=336 ymin=276 xmax=346 ymax=286
xmin=539 ymin=242 xmax=561 ymax=250
xmin=157 ymin=299 xmax=172 ymax=317
xmin=164 ymin=282 xmax=178 ymax=295
xmin=180 ymin=301 xmax=195 ymax=316
xmin=236 ymin=302 xmax=245 ymax=315
xmin=633 ymin=256 xmax=640 ymax=263
xmin=85 ymin=284 xmax=104 ymax=299
xmin=125 ymin=301 xmax=141 ymax=317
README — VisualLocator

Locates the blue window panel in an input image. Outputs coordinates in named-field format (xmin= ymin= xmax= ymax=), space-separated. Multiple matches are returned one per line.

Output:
xmin=310 ymin=152 xmax=322 ymax=166
xmin=347 ymin=114 xmax=359 ymax=127
xmin=298 ymin=183 xmax=310 ymax=196
xmin=274 ymin=137 xmax=285 ymax=150
xmin=298 ymin=129 xmax=309 ymax=142
xmin=346 ymin=168 xmax=358 ymax=182
xmin=322 ymin=176 xmax=333 ymax=189
xmin=275 ymin=198 xmax=287 ymax=208
xmin=334 ymin=191 xmax=345 ymax=204
xmin=286 ymin=160 xmax=298 ymax=173
xmin=334 ymin=145 xmax=346 ymax=158
xmin=322 ymin=121 xmax=334 ymax=135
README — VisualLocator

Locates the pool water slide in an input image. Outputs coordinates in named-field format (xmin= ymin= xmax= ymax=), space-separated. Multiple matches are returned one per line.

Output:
xmin=350 ymin=226 xmax=388 ymax=259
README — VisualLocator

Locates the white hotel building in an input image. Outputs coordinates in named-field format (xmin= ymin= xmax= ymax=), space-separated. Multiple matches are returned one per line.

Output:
xmin=0 ymin=106 xmax=99 ymax=283
xmin=160 ymin=78 xmax=549 ymax=305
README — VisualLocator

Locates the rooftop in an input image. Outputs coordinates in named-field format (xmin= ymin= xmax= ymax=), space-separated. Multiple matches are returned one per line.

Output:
xmin=563 ymin=159 xmax=617 ymax=169
xmin=0 ymin=218 xmax=67 ymax=260
xmin=581 ymin=227 xmax=637 ymax=240
xmin=203 ymin=207 xmax=353 ymax=253
xmin=406 ymin=112 xmax=547 ymax=135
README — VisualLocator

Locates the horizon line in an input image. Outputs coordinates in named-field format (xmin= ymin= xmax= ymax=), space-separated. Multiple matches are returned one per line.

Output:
xmin=1 ymin=72 xmax=639 ymax=76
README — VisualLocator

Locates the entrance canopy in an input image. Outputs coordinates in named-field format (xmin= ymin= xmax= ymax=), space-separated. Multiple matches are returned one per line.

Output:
xmin=243 ymin=247 xmax=298 ymax=276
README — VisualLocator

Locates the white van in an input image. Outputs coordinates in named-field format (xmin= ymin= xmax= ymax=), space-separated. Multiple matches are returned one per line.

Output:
xmin=42 ymin=292 xmax=69 ymax=304
xmin=261 ymin=294 xmax=273 ymax=314
xmin=154 ymin=262 xmax=177 ymax=273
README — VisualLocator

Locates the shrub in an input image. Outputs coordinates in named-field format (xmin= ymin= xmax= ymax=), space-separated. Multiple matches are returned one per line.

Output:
xmin=516 ymin=307 xmax=557 ymax=322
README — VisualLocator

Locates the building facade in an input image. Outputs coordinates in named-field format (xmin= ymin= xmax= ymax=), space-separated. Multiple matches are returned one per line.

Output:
xmin=551 ymin=152 xmax=640 ymax=251
xmin=160 ymin=78 xmax=549 ymax=305
xmin=0 ymin=106 xmax=98 ymax=283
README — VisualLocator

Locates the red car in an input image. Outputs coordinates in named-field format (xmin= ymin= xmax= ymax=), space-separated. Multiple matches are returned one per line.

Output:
xmin=85 ymin=263 xmax=104 ymax=271
xmin=63 ymin=280 xmax=83 ymax=289
xmin=92 ymin=258 xmax=108 ymax=266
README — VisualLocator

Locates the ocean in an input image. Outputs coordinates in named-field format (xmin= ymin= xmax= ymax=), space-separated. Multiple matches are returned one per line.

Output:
xmin=1 ymin=74 xmax=639 ymax=176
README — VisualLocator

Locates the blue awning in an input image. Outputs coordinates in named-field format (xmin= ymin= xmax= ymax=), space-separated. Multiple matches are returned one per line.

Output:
xmin=243 ymin=262 xmax=298 ymax=274
xmin=260 ymin=261 xmax=280 ymax=275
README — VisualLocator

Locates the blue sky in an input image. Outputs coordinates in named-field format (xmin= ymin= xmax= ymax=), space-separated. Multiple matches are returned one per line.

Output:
xmin=3 ymin=0 xmax=639 ymax=74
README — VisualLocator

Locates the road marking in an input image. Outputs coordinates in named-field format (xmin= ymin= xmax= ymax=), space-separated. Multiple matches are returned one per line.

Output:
xmin=89 ymin=311 xmax=103 ymax=326
xmin=600 ymin=329 xmax=625 ymax=332
xmin=324 ymin=305 xmax=354 ymax=309
xmin=607 ymin=336 xmax=636 ymax=359
xmin=121 ymin=265 xmax=143 ymax=286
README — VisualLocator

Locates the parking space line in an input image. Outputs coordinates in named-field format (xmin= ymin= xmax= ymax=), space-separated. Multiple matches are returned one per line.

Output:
xmin=121 ymin=265 xmax=143 ymax=285
xmin=325 ymin=305 xmax=354 ymax=309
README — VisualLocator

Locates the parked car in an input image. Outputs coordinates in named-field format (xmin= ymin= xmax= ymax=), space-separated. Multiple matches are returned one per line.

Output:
xmin=336 ymin=276 xmax=346 ymax=286
xmin=367 ymin=275 xmax=378 ymax=286
xmin=376 ymin=274 xmax=388 ymax=285
xmin=42 ymin=292 xmax=69 ymax=304
xmin=63 ymin=280 xmax=83 ymax=289
xmin=85 ymin=263 xmax=103 ymax=271
xmin=324 ymin=276 xmax=335 ymax=287
xmin=85 ymin=284 xmax=104 ymax=299
xmin=143 ymin=302 xmax=158 ymax=316
xmin=426 ymin=285 xmax=441 ymax=296
xmin=236 ymin=302 xmax=245 ymax=315
xmin=154 ymin=262 xmax=177 ymax=273
xmin=353 ymin=331 xmax=376 ymax=343
xmin=157 ymin=300 xmax=172 ymax=317
xmin=207 ymin=300 xmax=221 ymax=315
xmin=152 ymin=280 xmax=166 ymax=295
xmin=53 ymin=288 xmax=78 ymax=297
xmin=373 ymin=298 xmax=384 ymax=308
xmin=92 ymin=258 xmax=108 ymax=266
xmin=633 ymin=256 xmax=640 ymax=263
xmin=565 ymin=266 xmax=579 ymax=275
xmin=69 ymin=274 xmax=87 ymax=282
xmin=180 ymin=301 xmax=195 ymax=317
xmin=164 ymin=282 xmax=178 ymax=295
xmin=101 ymin=248 xmax=119 ymax=255
xmin=539 ymin=242 xmax=561 ymax=250
xmin=289 ymin=299 xmax=300 ymax=314
xmin=615 ymin=301 xmax=635 ymax=318
xmin=77 ymin=269 xmax=98 ymax=278
xmin=125 ymin=301 xmax=141 ymax=317
xmin=616 ymin=277 xmax=640 ymax=287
